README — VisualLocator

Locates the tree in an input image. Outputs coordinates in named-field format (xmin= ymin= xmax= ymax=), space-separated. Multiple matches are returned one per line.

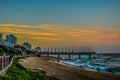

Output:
xmin=14 ymin=45 xmax=26 ymax=51
xmin=0 ymin=48 xmax=4 ymax=56
xmin=34 ymin=47 xmax=41 ymax=52
xmin=0 ymin=45 xmax=9 ymax=53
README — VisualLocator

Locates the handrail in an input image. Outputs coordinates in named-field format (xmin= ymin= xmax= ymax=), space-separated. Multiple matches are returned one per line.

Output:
xmin=0 ymin=56 xmax=13 ymax=75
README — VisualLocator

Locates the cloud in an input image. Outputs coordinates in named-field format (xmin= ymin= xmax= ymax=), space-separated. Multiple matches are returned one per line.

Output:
xmin=0 ymin=24 xmax=17 ymax=27
xmin=68 ymin=29 xmax=120 ymax=45
xmin=0 ymin=23 xmax=120 ymax=48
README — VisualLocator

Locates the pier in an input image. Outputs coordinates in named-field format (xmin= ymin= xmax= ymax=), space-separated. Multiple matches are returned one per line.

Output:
xmin=36 ymin=46 xmax=96 ymax=61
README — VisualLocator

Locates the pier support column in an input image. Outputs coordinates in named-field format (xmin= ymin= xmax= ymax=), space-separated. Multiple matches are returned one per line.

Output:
xmin=79 ymin=54 xmax=81 ymax=59
xmin=57 ymin=53 xmax=60 ymax=62
xmin=89 ymin=54 xmax=91 ymax=59
xmin=68 ymin=54 xmax=71 ymax=60
xmin=47 ymin=53 xmax=49 ymax=59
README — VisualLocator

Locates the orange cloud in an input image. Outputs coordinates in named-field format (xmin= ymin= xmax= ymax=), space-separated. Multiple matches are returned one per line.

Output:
xmin=0 ymin=24 xmax=16 ymax=27
xmin=0 ymin=23 xmax=120 ymax=48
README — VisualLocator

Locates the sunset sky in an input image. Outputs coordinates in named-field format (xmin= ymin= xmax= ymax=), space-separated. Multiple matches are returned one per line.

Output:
xmin=0 ymin=0 xmax=120 ymax=53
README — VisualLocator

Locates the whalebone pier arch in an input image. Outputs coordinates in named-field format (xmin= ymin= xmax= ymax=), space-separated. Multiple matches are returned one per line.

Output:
xmin=38 ymin=46 xmax=96 ymax=62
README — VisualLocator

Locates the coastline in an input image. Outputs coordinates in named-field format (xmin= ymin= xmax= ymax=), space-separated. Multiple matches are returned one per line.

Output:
xmin=59 ymin=60 xmax=120 ymax=75
xmin=19 ymin=56 xmax=120 ymax=80
xmin=50 ymin=60 xmax=97 ymax=72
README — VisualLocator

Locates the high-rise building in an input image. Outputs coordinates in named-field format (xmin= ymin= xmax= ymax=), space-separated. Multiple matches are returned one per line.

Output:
xmin=22 ymin=42 xmax=31 ymax=50
xmin=6 ymin=34 xmax=17 ymax=46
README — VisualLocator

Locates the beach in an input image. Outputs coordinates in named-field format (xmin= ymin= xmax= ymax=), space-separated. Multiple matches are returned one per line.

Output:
xmin=19 ymin=57 xmax=120 ymax=80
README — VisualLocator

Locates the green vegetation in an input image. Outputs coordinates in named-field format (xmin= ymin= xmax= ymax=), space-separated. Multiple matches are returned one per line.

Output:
xmin=0 ymin=48 xmax=9 ymax=56
xmin=0 ymin=45 xmax=10 ymax=56
xmin=0 ymin=45 xmax=24 ymax=56
xmin=0 ymin=48 xmax=4 ymax=56
xmin=0 ymin=58 xmax=58 ymax=80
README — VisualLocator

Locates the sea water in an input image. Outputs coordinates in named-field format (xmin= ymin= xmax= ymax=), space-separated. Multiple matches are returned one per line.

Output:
xmin=60 ymin=55 xmax=120 ymax=74
xmin=47 ymin=54 xmax=120 ymax=74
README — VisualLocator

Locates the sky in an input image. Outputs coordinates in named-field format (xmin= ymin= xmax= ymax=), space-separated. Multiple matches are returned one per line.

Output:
xmin=0 ymin=0 xmax=120 ymax=53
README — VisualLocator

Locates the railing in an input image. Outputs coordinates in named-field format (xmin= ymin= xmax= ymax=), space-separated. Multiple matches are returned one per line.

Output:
xmin=0 ymin=56 xmax=13 ymax=75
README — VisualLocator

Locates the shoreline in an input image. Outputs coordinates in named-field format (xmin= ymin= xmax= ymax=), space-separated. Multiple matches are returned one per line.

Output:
xmin=49 ymin=60 xmax=97 ymax=71
xmin=50 ymin=60 xmax=120 ymax=76
xmin=60 ymin=60 xmax=120 ymax=75
xmin=20 ymin=56 xmax=120 ymax=80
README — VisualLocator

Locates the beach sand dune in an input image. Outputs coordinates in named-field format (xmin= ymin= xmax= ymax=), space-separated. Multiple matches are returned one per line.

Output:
xmin=19 ymin=57 xmax=120 ymax=80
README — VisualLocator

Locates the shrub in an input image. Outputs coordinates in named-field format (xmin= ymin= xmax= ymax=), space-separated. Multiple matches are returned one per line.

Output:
xmin=0 ymin=58 xmax=59 ymax=80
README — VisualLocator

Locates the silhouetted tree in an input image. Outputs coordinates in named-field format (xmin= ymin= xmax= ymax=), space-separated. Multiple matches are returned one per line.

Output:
xmin=34 ymin=47 xmax=41 ymax=52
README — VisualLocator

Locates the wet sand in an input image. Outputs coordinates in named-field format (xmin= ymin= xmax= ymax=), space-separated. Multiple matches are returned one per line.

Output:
xmin=19 ymin=57 xmax=120 ymax=80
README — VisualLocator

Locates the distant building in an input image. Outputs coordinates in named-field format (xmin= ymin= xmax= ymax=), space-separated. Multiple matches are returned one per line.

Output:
xmin=6 ymin=34 xmax=17 ymax=46
xmin=0 ymin=34 xmax=4 ymax=45
xmin=22 ymin=42 xmax=31 ymax=50
xmin=0 ymin=33 xmax=3 ymax=41
xmin=0 ymin=40 xmax=9 ymax=46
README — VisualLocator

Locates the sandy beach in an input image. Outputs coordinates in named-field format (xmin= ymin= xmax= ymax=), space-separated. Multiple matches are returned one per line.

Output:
xmin=19 ymin=57 xmax=120 ymax=80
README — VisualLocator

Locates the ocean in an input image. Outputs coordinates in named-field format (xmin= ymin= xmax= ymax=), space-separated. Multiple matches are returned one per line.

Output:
xmin=48 ymin=54 xmax=120 ymax=74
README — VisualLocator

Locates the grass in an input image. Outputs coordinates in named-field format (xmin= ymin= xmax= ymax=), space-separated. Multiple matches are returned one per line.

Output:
xmin=0 ymin=58 xmax=59 ymax=80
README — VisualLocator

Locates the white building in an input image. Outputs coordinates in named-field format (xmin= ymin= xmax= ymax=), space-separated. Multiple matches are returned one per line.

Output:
xmin=6 ymin=34 xmax=17 ymax=46
xmin=22 ymin=42 xmax=31 ymax=50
